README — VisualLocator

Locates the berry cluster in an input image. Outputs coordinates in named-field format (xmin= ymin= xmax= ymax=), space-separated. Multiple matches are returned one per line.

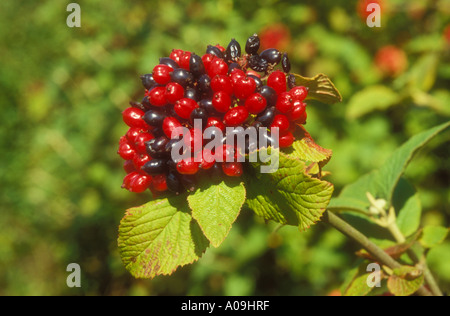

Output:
xmin=118 ymin=34 xmax=308 ymax=195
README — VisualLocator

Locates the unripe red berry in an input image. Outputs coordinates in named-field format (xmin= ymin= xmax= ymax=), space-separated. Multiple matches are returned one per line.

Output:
xmin=169 ymin=49 xmax=184 ymax=64
xmin=147 ymin=86 xmax=167 ymax=106
xmin=222 ymin=162 xmax=243 ymax=177
xmin=177 ymin=157 xmax=200 ymax=175
xmin=152 ymin=64 xmax=173 ymax=85
xmin=211 ymin=74 xmax=233 ymax=95
xmin=179 ymin=51 xmax=192 ymax=70
xmin=212 ymin=91 xmax=232 ymax=113
xmin=132 ymin=152 xmax=152 ymax=169
xmin=270 ymin=114 xmax=290 ymax=132
xmin=275 ymin=92 xmax=294 ymax=113
xmin=202 ymin=53 xmax=215 ymax=71
xmin=122 ymin=172 xmax=152 ymax=193
xmin=224 ymin=106 xmax=249 ymax=126
xmin=289 ymin=86 xmax=308 ymax=102
xmin=152 ymin=174 xmax=168 ymax=192
xmin=289 ymin=100 xmax=307 ymax=123
xmin=267 ymin=70 xmax=287 ymax=95
xmin=207 ymin=57 xmax=228 ymax=78
xmin=174 ymin=98 xmax=199 ymax=119
xmin=165 ymin=82 xmax=185 ymax=103
xmin=206 ymin=117 xmax=226 ymax=132
xmin=122 ymin=107 xmax=148 ymax=129
xmin=233 ymin=76 xmax=256 ymax=100
xmin=244 ymin=93 xmax=267 ymax=114
xmin=279 ymin=131 xmax=295 ymax=148
xmin=162 ymin=116 xmax=183 ymax=139
xmin=118 ymin=140 xmax=136 ymax=160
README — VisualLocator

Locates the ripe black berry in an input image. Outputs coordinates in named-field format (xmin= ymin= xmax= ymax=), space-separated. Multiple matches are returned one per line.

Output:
xmin=260 ymin=48 xmax=282 ymax=65
xmin=190 ymin=107 xmax=208 ymax=127
xmin=189 ymin=53 xmax=206 ymax=78
xmin=143 ymin=110 xmax=166 ymax=127
xmin=245 ymin=34 xmax=260 ymax=55
xmin=145 ymin=136 xmax=169 ymax=158
xmin=166 ymin=170 xmax=182 ymax=193
xmin=225 ymin=38 xmax=241 ymax=62
xmin=206 ymin=45 xmax=224 ymax=59
xmin=258 ymin=85 xmax=278 ymax=107
xmin=281 ymin=52 xmax=291 ymax=73
xmin=142 ymin=158 xmax=169 ymax=175
xmin=184 ymin=86 xmax=199 ymax=101
xmin=256 ymin=106 xmax=276 ymax=127
xmin=140 ymin=74 xmax=157 ymax=90
xmin=248 ymin=55 xmax=268 ymax=73
xmin=159 ymin=57 xmax=179 ymax=69
xmin=170 ymin=68 xmax=195 ymax=87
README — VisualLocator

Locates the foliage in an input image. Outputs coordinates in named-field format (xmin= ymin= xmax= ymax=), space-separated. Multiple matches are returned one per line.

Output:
xmin=0 ymin=0 xmax=449 ymax=295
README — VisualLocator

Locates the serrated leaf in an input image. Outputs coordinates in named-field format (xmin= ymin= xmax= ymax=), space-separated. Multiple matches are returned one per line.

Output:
xmin=419 ymin=226 xmax=449 ymax=248
xmin=387 ymin=266 xmax=424 ymax=296
xmin=187 ymin=179 xmax=246 ymax=248
xmin=284 ymin=126 xmax=333 ymax=165
xmin=118 ymin=196 xmax=209 ymax=279
xmin=346 ymin=85 xmax=400 ymax=119
xmin=328 ymin=122 xmax=450 ymax=214
xmin=344 ymin=272 xmax=376 ymax=296
xmin=292 ymin=73 xmax=342 ymax=104
xmin=246 ymin=151 xmax=334 ymax=231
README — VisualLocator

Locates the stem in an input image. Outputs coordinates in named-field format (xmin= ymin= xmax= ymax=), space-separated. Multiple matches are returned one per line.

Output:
xmin=386 ymin=220 xmax=443 ymax=296
xmin=322 ymin=210 xmax=433 ymax=296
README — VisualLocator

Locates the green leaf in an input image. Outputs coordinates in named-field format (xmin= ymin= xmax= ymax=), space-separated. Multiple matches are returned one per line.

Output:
xmin=392 ymin=178 xmax=422 ymax=237
xmin=187 ymin=179 xmax=246 ymax=248
xmin=419 ymin=226 xmax=449 ymax=248
xmin=387 ymin=266 xmax=424 ymax=296
xmin=329 ymin=121 xmax=450 ymax=213
xmin=292 ymin=73 xmax=342 ymax=104
xmin=342 ymin=264 xmax=376 ymax=296
xmin=284 ymin=126 xmax=333 ymax=164
xmin=346 ymin=85 xmax=400 ymax=119
xmin=245 ymin=151 xmax=334 ymax=231
xmin=118 ymin=196 xmax=209 ymax=279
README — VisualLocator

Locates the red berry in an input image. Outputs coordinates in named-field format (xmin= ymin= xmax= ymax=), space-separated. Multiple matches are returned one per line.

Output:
xmin=198 ymin=148 xmax=215 ymax=169
xmin=245 ymin=93 xmax=267 ymax=114
xmin=222 ymin=162 xmax=243 ymax=177
xmin=207 ymin=57 xmax=228 ymax=78
xmin=152 ymin=174 xmax=168 ymax=192
xmin=162 ymin=117 xmax=183 ymax=139
xmin=270 ymin=114 xmax=290 ymax=132
xmin=211 ymin=74 xmax=233 ymax=95
xmin=215 ymin=44 xmax=225 ymax=52
xmin=118 ymin=140 xmax=136 ymax=160
xmin=179 ymin=51 xmax=192 ymax=70
xmin=125 ymin=127 xmax=145 ymax=143
xmin=206 ymin=117 xmax=226 ymax=132
xmin=134 ymin=132 xmax=154 ymax=153
xmin=123 ymin=160 xmax=136 ymax=173
xmin=132 ymin=152 xmax=151 ymax=169
xmin=122 ymin=172 xmax=152 ymax=193
xmin=174 ymin=98 xmax=198 ymax=119
xmin=165 ymin=82 xmax=184 ymax=103
xmin=122 ymin=107 xmax=147 ymax=129
xmin=289 ymin=86 xmax=308 ymax=102
xmin=229 ymin=68 xmax=245 ymax=85
xmin=267 ymin=70 xmax=287 ymax=95
xmin=279 ymin=131 xmax=295 ymax=148
xmin=212 ymin=91 xmax=232 ymax=113
xmin=184 ymin=127 xmax=203 ymax=152
xmin=177 ymin=158 xmax=200 ymax=175
xmin=147 ymin=86 xmax=167 ymax=106
xmin=233 ymin=76 xmax=256 ymax=100
xmin=275 ymin=91 xmax=294 ymax=113
xmin=202 ymin=53 xmax=215 ymax=71
xmin=152 ymin=64 xmax=173 ymax=85
xmin=289 ymin=100 xmax=307 ymax=123
xmin=224 ymin=106 xmax=249 ymax=126
xmin=169 ymin=49 xmax=184 ymax=64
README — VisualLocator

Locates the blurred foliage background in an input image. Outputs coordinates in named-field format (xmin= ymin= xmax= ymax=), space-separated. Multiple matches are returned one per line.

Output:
xmin=0 ymin=0 xmax=449 ymax=296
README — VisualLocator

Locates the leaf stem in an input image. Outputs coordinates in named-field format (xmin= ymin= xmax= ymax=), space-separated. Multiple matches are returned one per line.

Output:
xmin=322 ymin=210 xmax=433 ymax=296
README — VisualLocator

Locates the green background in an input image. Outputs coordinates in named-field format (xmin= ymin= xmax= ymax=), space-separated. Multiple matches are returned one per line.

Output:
xmin=0 ymin=0 xmax=449 ymax=295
